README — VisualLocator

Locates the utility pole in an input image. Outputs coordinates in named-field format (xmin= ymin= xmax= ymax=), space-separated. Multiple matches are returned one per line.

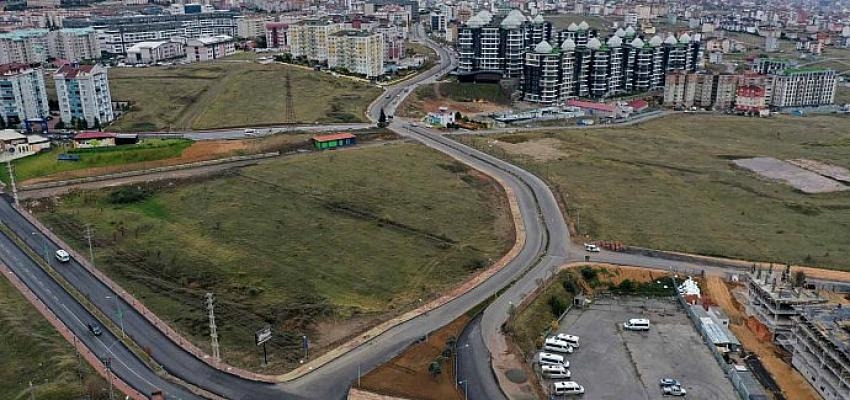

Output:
xmin=104 ymin=357 xmax=114 ymax=400
xmin=73 ymin=336 xmax=83 ymax=385
xmin=84 ymin=224 xmax=94 ymax=267
xmin=7 ymin=160 xmax=18 ymax=206
xmin=206 ymin=293 xmax=220 ymax=362
xmin=29 ymin=381 xmax=35 ymax=400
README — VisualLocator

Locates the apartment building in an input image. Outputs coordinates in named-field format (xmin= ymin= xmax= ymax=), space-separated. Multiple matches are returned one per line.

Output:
xmin=185 ymin=35 xmax=235 ymax=62
xmin=522 ymin=31 xmax=700 ymax=104
xmin=328 ymin=30 xmax=384 ymax=78
xmin=52 ymin=27 xmax=100 ymax=62
xmin=0 ymin=29 xmax=50 ymax=64
xmin=53 ymin=63 xmax=114 ymax=128
xmin=770 ymin=68 xmax=836 ymax=108
xmin=265 ymin=22 xmax=289 ymax=49
xmin=457 ymin=10 xmax=552 ymax=79
xmin=288 ymin=19 xmax=340 ymax=62
xmin=793 ymin=305 xmax=850 ymax=400
xmin=126 ymin=40 xmax=186 ymax=64
xmin=0 ymin=63 xmax=50 ymax=126
xmin=237 ymin=16 xmax=271 ymax=39
xmin=746 ymin=270 xmax=825 ymax=349
xmin=63 ymin=12 xmax=239 ymax=55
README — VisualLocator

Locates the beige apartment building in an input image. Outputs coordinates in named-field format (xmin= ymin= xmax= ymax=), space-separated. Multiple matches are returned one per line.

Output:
xmin=327 ymin=30 xmax=385 ymax=78
xmin=288 ymin=19 xmax=340 ymax=62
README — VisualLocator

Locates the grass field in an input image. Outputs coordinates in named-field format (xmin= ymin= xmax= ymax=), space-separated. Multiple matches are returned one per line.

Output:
xmin=0 ymin=274 xmax=105 ymax=400
xmin=107 ymin=62 xmax=381 ymax=131
xmin=3 ymin=139 xmax=191 ymax=185
xmin=458 ymin=113 xmax=850 ymax=270
xmin=34 ymin=143 xmax=513 ymax=372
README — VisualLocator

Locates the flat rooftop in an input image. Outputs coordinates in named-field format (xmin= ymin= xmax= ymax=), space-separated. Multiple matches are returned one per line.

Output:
xmin=748 ymin=271 xmax=826 ymax=305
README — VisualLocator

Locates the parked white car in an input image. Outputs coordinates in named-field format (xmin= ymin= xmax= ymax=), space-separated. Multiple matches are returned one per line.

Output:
xmin=584 ymin=243 xmax=600 ymax=252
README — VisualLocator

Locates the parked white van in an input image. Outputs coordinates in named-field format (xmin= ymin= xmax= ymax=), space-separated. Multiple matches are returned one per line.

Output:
xmin=541 ymin=364 xmax=571 ymax=379
xmin=552 ymin=381 xmax=585 ymax=396
xmin=536 ymin=352 xmax=566 ymax=366
xmin=554 ymin=333 xmax=580 ymax=348
xmin=623 ymin=318 xmax=651 ymax=331
xmin=543 ymin=337 xmax=574 ymax=354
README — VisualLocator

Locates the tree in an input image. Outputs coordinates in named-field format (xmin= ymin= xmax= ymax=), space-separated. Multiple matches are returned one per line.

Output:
xmin=54 ymin=120 xmax=65 ymax=130
xmin=0 ymin=116 xmax=5 ymax=129
xmin=428 ymin=360 xmax=442 ymax=377
xmin=792 ymin=270 xmax=807 ymax=288
xmin=378 ymin=108 xmax=387 ymax=127
xmin=93 ymin=117 xmax=101 ymax=131
xmin=255 ymin=35 xmax=267 ymax=49
xmin=80 ymin=118 xmax=88 ymax=130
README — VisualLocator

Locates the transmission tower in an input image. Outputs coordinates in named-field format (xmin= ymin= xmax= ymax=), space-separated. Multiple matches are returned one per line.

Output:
xmin=283 ymin=72 xmax=296 ymax=124
xmin=206 ymin=293 xmax=220 ymax=362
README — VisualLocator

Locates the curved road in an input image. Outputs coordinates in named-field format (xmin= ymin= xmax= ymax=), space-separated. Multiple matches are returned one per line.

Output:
xmin=0 ymin=22 xmax=829 ymax=400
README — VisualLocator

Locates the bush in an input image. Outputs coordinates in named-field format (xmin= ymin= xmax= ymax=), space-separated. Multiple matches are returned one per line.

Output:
xmin=547 ymin=295 xmax=568 ymax=317
xmin=107 ymin=186 xmax=151 ymax=204
xmin=580 ymin=266 xmax=598 ymax=282
xmin=562 ymin=275 xmax=579 ymax=294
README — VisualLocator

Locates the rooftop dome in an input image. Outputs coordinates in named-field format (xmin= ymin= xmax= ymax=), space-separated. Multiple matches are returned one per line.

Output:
xmin=679 ymin=32 xmax=691 ymax=43
xmin=587 ymin=37 xmax=602 ymax=50
xmin=630 ymin=37 xmax=645 ymax=47
xmin=507 ymin=9 xmax=525 ymax=20
xmin=649 ymin=35 xmax=663 ymax=46
xmin=477 ymin=10 xmax=492 ymax=24
xmin=607 ymin=35 xmax=623 ymax=47
xmin=615 ymin=28 xmax=626 ymax=37
xmin=578 ymin=21 xmax=590 ymax=30
xmin=534 ymin=40 xmax=553 ymax=54
xmin=625 ymin=26 xmax=636 ymax=36
xmin=567 ymin=22 xmax=579 ymax=32
xmin=561 ymin=37 xmax=576 ymax=51
xmin=533 ymin=14 xmax=545 ymax=24
xmin=500 ymin=14 xmax=522 ymax=29
xmin=664 ymin=34 xmax=678 ymax=45
xmin=466 ymin=15 xmax=484 ymax=28
xmin=843 ymin=26 xmax=850 ymax=37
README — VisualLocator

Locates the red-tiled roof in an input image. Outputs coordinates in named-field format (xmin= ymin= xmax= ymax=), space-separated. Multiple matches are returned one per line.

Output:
xmin=627 ymin=100 xmax=649 ymax=110
xmin=312 ymin=132 xmax=356 ymax=142
xmin=0 ymin=63 xmax=31 ymax=75
xmin=56 ymin=64 xmax=95 ymax=78
xmin=566 ymin=100 xmax=617 ymax=113
xmin=74 ymin=131 xmax=116 ymax=140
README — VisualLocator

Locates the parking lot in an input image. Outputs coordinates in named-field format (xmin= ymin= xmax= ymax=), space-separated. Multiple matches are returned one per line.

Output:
xmin=550 ymin=296 xmax=737 ymax=399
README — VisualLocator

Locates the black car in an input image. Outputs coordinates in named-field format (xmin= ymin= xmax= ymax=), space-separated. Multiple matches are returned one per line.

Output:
xmin=88 ymin=322 xmax=103 ymax=336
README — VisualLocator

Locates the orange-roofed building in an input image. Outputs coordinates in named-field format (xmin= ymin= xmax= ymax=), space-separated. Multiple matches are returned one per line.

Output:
xmin=311 ymin=132 xmax=356 ymax=150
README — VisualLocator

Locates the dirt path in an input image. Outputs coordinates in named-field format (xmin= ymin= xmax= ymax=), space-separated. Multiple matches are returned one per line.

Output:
xmin=178 ymin=69 xmax=238 ymax=130
xmin=702 ymin=277 xmax=819 ymax=400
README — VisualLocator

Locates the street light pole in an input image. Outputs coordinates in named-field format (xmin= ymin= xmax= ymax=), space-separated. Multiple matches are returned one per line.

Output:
xmin=458 ymin=380 xmax=468 ymax=400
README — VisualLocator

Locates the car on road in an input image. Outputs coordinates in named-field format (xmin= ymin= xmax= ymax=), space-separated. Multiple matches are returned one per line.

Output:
xmin=662 ymin=385 xmax=687 ymax=396
xmin=244 ymin=129 xmax=257 ymax=136
xmin=385 ymin=95 xmax=390 ymax=99
xmin=659 ymin=378 xmax=681 ymax=387
xmin=55 ymin=249 xmax=70 ymax=263
xmin=88 ymin=322 xmax=103 ymax=336
xmin=584 ymin=243 xmax=600 ymax=252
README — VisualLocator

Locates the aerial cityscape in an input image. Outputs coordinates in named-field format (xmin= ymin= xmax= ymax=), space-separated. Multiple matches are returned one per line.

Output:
xmin=0 ymin=0 xmax=849 ymax=399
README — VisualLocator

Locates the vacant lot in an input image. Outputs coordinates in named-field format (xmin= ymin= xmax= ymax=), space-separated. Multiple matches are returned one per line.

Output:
xmin=108 ymin=62 xmax=381 ymax=131
xmin=0 ymin=274 xmax=105 ymax=400
xmin=558 ymin=296 xmax=737 ymax=399
xmin=34 ymin=143 xmax=513 ymax=372
xmin=458 ymin=114 xmax=850 ymax=269
xmin=400 ymin=81 xmax=511 ymax=118
xmin=3 ymin=139 xmax=191 ymax=185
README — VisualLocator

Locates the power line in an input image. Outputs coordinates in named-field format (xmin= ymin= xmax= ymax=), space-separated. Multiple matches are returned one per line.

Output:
xmin=206 ymin=293 xmax=220 ymax=362
xmin=283 ymin=72 xmax=296 ymax=124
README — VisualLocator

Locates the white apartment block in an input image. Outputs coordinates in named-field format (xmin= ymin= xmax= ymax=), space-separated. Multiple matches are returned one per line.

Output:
xmin=771 ymin=68 xmax=837 ymax=108
xmin=236 ymin=16 xmax=271 ymax=39
xmin=0 ymin=29 xmax=51 ymax=64
xmin=328 ymin=30 xmax=385 ymax=78
xmin=0 ymin=63 xmax=50 ymax=126
xmin=288 ymin=19 xmax=340 ymax=62
xmin=0 ymin=27 xmax=100 ymax=64
xmin=53 ymin=63 xmax=114 ymax=128
xmin=52 ymin=27 xmax=101 ymax=62
xmin=185 ymin=35 xmax=235 ymax=62
xmin=126 ymin=40 xmax=186 ymax=64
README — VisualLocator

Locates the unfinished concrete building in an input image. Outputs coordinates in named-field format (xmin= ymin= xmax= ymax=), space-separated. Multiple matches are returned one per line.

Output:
xmin=746 ymin=269 xmax=826 ymax=349
xmin=793 ymin=305 xmax=850 ymax=400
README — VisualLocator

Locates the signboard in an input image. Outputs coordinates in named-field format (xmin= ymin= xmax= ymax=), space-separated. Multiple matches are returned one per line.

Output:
xmin=255 ymin=327 xmax=272 ymax=346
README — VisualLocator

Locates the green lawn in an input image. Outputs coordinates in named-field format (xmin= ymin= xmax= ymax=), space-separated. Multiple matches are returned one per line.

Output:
xmin=0 ymin=274 xmax=105 ymax=400
xmin=4 ymin=139 xmax=192 ymax=184
xmin=35 ymin=143 xmax=513 ymax=372
xmin=457 ymin=114 xmax=850 ymax=270
xmin=107 ymin=63 xmax=381 ymax=132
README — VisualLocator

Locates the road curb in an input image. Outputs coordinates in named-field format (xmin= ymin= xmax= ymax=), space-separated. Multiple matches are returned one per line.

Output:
xmin=0 ymin=262 xmax=148 ymax=400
